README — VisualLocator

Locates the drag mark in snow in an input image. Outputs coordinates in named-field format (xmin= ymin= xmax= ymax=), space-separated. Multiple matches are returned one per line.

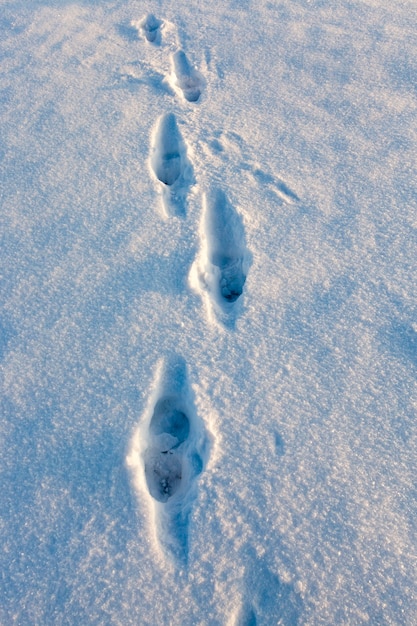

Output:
xmin=171 ymin=50 xmax=203 ymax=103
xmin=127 ymin=355 xmax=209 ymax=565
xmin=252 ymin=167 xmax=299 ymax=203
xmin=190 ymin=189 xmax=250 ymax=327
xmin=150 ymin=113 xmax=193 ymax=217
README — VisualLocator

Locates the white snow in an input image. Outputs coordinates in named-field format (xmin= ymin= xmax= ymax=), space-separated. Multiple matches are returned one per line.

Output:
xmin=1 ymin=0 xmax=417 ymax=624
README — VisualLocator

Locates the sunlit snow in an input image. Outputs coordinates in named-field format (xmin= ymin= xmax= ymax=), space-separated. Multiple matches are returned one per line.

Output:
xmin=1 ymin=1 xmax=417 ymax=624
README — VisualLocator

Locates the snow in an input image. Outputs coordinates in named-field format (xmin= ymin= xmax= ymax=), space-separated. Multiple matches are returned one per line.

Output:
xmin=1 ymin=0 xmax=417 ymax=624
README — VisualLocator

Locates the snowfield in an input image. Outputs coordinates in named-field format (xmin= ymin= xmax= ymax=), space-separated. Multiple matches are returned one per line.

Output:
xmin=1 ymin=0 xmax=417 ymax=624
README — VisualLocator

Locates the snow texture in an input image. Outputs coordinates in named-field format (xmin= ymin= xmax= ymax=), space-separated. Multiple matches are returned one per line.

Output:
xmin=1 ymin=0 xmax=417 ymax=624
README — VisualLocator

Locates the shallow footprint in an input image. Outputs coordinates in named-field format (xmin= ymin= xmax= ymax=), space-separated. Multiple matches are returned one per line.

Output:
xmin=149 ymin=113 xmax=193 ymax=217
xmin=190 ymin=188 xmax=250 ymax=327
xmin=134 ymin=14 xmax=162 ymax=43
xmin=128 ymin=355 xmax=208 ymax=564
xmin=171 ymin=50 xmax=203 ymax=103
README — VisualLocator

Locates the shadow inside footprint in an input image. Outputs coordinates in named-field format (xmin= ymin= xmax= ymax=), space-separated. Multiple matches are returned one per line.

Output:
xmin=150 ymin=400 xmax=190 ymax=444
xmin=145 ymin=400 xmax=191 ymax=502
xmin=191 ymin=188 xmax=250 ymax=326
xmin=142 ymin=355 xmax=207 ymax=563
xmin=151 ymin=114 xmax=182 ymax=186
xmin=206 ymin=190 xmax=248 ymax=307
xmin=150 ymin=113 xmax=193 ymax=217
xmin=217 ymin=256 xmax=246 ymax=303
xmin=136 ymin=14 xmax=162 ymax=43
xmin=172 ymin=50 xmax=203 ymax=103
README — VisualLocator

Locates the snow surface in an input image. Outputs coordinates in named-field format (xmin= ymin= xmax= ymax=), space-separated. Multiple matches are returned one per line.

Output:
xmin=1 ymin=0 xmax=417 ymax=624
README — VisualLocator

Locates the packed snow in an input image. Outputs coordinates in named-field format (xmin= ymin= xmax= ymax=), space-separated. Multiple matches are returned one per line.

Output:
xmin=1 ymin=0 xmax=417 ymax=624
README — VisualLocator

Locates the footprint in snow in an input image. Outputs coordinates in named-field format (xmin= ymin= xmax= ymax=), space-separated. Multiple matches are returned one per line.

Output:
xmin=171 ymin=50 xmax=203 ymax=103
xmin=129 ymin=355 xmax=208 ymax=564
xmin=150 ymin=113 xmax=193 ymax=217
xmin=135 ymin=14 xmax=163 ymax=44
xmin=190 ymin=188 xmax=250 ymax=327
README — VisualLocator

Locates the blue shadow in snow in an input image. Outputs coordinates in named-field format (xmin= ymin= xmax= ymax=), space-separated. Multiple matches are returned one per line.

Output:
xmin=0 ymin=318 xmax=16 ymax=359
xmin=239 ymin=547 xmax=303 ymax=625
xmin=384 ymin=320 xmax=417 ymax=369
xmin=116 ymin=23 xmax=139 ymax=42
xmin=105 ymin=71 xmax=173 ymax=97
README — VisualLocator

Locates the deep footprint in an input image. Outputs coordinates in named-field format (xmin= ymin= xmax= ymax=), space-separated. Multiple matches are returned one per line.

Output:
xmin=172 ymin=50 xmax=203 ymax=102
xmin=142 ymin=355 xmax=207 ymax=562
xmin=150 ymin=113 xmax=193 ymax=217
xmin=190 ymin=188 xmax=250 ymax=325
